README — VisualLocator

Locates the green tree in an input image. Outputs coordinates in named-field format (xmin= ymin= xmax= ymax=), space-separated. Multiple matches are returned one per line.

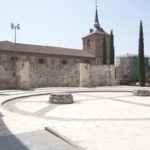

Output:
xmin=103 ymin=35 xmax=107 ymax=64
xmin=110 ymin=30 xmax=115 ymax=64
xmin=138 ymin=21 xmax=146 ymax=86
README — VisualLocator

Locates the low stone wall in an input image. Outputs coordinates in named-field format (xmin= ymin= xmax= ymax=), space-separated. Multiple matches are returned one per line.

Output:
xmin=80 ymin=63 xmax=117 ymax=87
xmin=133 ymin=90 xmax=150 ymax=96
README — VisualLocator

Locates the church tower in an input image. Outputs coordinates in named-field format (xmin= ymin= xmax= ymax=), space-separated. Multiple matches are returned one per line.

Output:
xmin=82 ymin=2 xmax=110 ymax=65
xmin=80 ymin=1 xmax=116 ymax=87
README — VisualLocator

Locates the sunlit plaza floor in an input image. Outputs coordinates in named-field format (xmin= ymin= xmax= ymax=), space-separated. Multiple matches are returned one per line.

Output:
xmin=0 ymin=86 xmax=150 ymax=150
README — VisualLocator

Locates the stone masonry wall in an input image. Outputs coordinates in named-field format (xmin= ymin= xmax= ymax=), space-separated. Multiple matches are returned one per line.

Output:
xmin=0 ymin=54 xmax=17 ymax=89
xmin=29 ymin=56 xmax=80 ymax=88
xmin=0 ymin=53 xmax=82 ymax=89
xmin=0 ymin=53 xmax=116 ymax=89
xmin=16 ymin=56 xmax=31 ymax=89
xmin=80 ymin=63 xmax=116 ymax=87
xmin=115 ymin=57 xmax=135 ymax=84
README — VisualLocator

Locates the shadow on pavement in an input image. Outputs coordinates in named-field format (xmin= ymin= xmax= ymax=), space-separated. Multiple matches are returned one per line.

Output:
xmin=0 ymin=111 xmax=29 ymax=150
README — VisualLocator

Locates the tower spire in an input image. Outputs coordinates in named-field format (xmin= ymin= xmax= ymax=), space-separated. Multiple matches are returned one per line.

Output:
xmin=94 ymin=0 xmax=102 ymax=31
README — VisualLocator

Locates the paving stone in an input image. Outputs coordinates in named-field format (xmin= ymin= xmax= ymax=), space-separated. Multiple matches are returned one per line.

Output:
xmin=1 ymin=86 xmax=150 ymax=150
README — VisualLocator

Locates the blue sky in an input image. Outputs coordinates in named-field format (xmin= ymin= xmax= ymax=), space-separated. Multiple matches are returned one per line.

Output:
xmin=0 ymin=0 xmax=149 ymax=56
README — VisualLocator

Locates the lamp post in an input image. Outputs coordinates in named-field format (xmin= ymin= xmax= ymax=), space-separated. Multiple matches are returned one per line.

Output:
xmin=11 ymin=23 xmax=20 ymax=44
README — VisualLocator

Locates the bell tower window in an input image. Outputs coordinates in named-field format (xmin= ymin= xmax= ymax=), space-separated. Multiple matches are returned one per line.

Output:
xmin=87 ymin=39 xmax=91 ymax=48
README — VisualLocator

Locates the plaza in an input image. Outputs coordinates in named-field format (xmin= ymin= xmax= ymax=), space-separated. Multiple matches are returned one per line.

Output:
xmin=0 ymin=86 xmax=150 ymax=150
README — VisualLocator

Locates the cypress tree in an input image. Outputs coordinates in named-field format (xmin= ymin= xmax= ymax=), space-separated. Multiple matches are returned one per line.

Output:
xmin=103 ymin=34 xmax=107 ymax=64
xmin=138 ymin=21 xmax=146 ymax=86
xmin=110 ymin=30 xmax=115 ymax=64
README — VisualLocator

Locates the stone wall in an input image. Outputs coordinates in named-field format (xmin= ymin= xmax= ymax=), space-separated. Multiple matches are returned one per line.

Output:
xmin=1 ymin=53 xmax=117 ymax=89
xmin=29 ymin=56 xmax=80 ymax=88
xmin=0 ymin=54 xmax=17 ymax=89
xmin=0 ymin=53 xmax=82 ymax=89
xmin=115 ymin=57 xmax=135 ymax=84
xmin=16 ymin=56 xmax=31 ymax=89
xmin=80 ymin=63 xmax=116 ymax=87
xmin=115 ymin=56 xmax=150 ymax=84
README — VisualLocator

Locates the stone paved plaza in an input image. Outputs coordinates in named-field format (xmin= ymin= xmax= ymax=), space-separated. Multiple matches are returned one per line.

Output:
xmin=0 ymin=86 xmax=150 ymax=150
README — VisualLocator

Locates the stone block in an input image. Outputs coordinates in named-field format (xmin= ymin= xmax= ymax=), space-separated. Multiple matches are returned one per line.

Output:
xmin=133 ymin=90 xmax=150 ymax=96
xmin=49 ymin=93 xmax=74 ymax=104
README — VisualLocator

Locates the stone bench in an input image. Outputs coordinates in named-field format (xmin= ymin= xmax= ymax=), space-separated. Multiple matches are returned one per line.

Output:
xmin=49 ymin=93 xmax=74 ymax=104
xmin=133 ymin=90 xmax=150 ymax=96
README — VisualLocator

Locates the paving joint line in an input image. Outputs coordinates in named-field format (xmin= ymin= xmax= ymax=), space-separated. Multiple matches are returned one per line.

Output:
xmin=45 ymin=127 xmax=85 ymax=150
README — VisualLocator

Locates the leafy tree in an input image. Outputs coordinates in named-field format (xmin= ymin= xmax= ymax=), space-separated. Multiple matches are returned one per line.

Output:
xmin=138 ymin=21 xmax=146 ymax=86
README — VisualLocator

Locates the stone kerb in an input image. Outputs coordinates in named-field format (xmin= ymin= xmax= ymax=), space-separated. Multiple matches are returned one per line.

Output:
xmin=49 ymin=93 xmax=74 ymax=104
xmin=133 ymin=90 xmax=150 ymax=96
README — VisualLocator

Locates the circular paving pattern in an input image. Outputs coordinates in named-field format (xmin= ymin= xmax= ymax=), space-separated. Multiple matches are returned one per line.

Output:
xmin=2 ymin=91 xmax=150 ymax=122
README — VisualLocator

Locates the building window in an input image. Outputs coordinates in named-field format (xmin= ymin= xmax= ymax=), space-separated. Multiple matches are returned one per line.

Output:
xmin=87 ymin=39 xmax=91 ymax=48
xmin=38 ymin=58 xmax=45 ymax=64
xmin=12 ymin=72 xmax=16 ymax=77
xmin=11 ymin=56 xmax=18 ymax=61
xmin=62 ymin=59 xmax=67 ymax=65
xmin=84 ymin=60 xmax=90 ymax=64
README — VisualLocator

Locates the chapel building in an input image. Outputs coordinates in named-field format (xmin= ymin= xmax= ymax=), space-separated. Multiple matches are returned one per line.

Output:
xmin=0 ymin=8 xmax=116 ymax=89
